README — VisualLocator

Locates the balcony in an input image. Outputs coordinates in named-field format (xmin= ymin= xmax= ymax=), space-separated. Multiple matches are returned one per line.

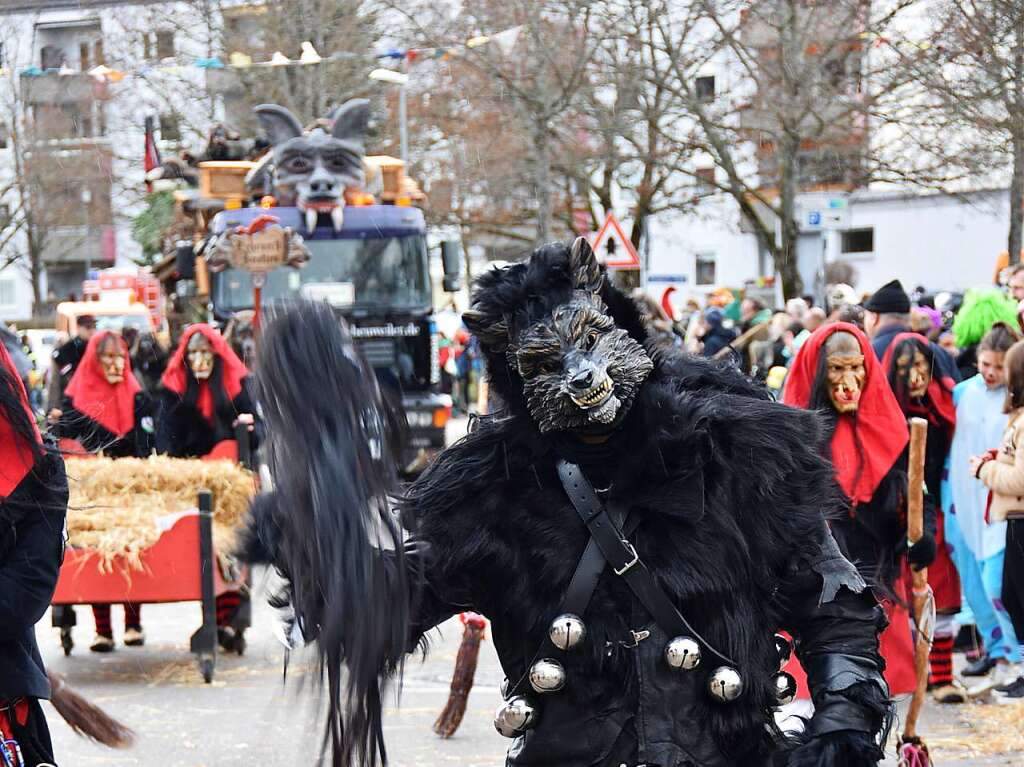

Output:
xmin=21 ymin=72 xmax=110 ymax=106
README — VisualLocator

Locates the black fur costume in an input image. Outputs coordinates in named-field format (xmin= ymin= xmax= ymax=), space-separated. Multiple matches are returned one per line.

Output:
xmin=242 ymin=241 xmax=891 ymax=767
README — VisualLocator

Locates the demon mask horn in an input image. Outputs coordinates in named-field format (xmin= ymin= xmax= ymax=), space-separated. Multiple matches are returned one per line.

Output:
xmin=254 ymin=103 xmax=303 ymax=145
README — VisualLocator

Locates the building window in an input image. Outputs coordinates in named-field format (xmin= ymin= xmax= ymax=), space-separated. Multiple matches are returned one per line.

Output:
xmin=40 ymin=45 xmax=65 ymax=70
xmin=695 ymin=75 xmax=716 ymax=102
xmin=841 ymin=228 xmax=874 ymax=255
xmin=156 ymin=30 xmax=175 ymax=59
xmin=0 ymin=278 xmax=15 ymax=307
xmin=696 ymin=252 xmax=716 ymax=285
xmin=159 ymin=113 xmax=181 ymax=142
xmin=695 ymin=167 xmax=715 ymax=195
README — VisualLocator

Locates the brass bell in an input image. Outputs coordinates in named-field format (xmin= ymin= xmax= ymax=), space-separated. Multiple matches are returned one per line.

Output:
xmin=775 ymin=671 xmax=798 ymax=706
xmin=707 ymin=666 xmax=744 ymax=702
xmin=529 ymin=658 xmax=566 ymax=693
xmin=548 ymin=613 xmax=587 ymax=651
xmin=774 ymin=634 xmax=793 ymax=667
xmin=493 ymin=696 xmax=536 ymax=737
xmin=664 ymin=636 xmax=701 ymax=670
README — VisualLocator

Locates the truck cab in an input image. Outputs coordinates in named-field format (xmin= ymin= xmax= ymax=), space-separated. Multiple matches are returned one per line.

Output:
xmin=208 ymin=203 xmax=453 ymax=471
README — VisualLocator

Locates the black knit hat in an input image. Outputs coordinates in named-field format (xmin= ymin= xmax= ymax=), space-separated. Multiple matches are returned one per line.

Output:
xmin=863 ymin=279 xmax=910 ymax=314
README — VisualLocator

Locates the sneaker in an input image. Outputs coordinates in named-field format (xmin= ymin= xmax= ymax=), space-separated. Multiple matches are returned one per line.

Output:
xmin=89 ymin=633 xmax=115 ymax=653
xmin=994 ymin=677 xmax=1024 ymax=704
xmin=967 ymin=662 xmax=1019 ymax=698
xmin=931 ymin=681 xmax=968 ymax=704
xmin=123 ymin=626 xmax=145 ymax=647
xmin=962 ymin=654 xmax=998 ymax=677
xmin=217 ymin=626 xmax=238 ymax=653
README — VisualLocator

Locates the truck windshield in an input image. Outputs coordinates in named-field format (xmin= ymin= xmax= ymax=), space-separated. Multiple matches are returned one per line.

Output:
xmin=213 ymin=234 xmax=430 ymax=312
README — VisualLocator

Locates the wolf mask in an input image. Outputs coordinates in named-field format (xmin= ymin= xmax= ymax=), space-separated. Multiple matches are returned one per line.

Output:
xmin=254 ymin=99 xmax=369 ymax=234
xmin=464 ymin=238 xmax=653 ymax=434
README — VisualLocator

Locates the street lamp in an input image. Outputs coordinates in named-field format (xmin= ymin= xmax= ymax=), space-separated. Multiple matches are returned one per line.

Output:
xmin=369 ymin=67 xmax=410 ymax=166
xmin=80 ymin=188 xmax=93 ymax=274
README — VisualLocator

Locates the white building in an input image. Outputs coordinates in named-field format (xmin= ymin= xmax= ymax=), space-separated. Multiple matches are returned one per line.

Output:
xmin=0 ymin=0 xmax=222 ymax=322
xmin=646 ymin=186 xmax=1009 ymax=310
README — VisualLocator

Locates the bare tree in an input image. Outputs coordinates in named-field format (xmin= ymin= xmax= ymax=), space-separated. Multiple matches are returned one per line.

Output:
xmin=390 ymin=1 xmax=616 ymax=244
xmin=916 ymin=1 xmax=1024 ymax=265
xmin=646 ymin=0 xmax=927 ymax=299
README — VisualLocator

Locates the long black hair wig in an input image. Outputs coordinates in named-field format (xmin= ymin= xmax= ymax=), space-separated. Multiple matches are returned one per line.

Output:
xmin=239 ymin=301 xmax=409 ymax=766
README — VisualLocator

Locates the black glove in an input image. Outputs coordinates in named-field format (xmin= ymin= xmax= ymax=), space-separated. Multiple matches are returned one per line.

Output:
xmin=906 ymin=531 xmax=936 ymax=571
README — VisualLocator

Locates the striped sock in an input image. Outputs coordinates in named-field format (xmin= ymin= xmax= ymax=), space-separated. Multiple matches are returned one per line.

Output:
xmin=929 ymin=634 xmax=955 ymax=686
xmin=92 ymin=604 xmax=112 ymax=637
xmin=216 ymin=591 xmax=242 ymax=628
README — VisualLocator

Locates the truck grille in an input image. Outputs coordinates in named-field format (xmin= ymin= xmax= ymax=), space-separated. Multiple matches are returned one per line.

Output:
xmin=357 ymin=338 xmax=397 ymax=369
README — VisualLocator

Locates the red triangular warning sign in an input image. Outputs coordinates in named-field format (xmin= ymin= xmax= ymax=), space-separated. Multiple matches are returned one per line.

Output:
xmin=591 ymin=212 xmax=639 ymax=269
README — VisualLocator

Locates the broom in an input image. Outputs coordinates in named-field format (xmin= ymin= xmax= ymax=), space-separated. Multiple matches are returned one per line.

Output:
xmin=898 ymin=417 xmax=935 ymax=767
xmin=433 ymin=613 xmax=487 ymax=738
xmin=47 ymin=670 xmax=134 ymax=748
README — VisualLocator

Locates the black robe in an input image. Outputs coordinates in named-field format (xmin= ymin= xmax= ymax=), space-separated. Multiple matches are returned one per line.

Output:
xmin=155 ymin=379 xmax=257 ymax=458
xmin=396 ymin=354 xmax=889 ymax=766
xmin=55 ymin=391 xmax=155 ymax=458
xmin=1 ymin=447 xmax=67 ymax=702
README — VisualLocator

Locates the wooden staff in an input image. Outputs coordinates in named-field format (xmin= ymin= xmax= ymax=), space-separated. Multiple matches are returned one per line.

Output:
xmin=900 ymin=417 xmax=934 ymax=764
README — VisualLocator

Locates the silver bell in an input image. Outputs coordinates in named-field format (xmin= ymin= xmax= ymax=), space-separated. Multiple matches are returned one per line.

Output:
xmin=493 ymin=696 xmax=536 ymax=737
xmin=529 ymin=658 xmax=566 ymax=693
xmin=775 ymin=671 xmax=798 ymax=706
xmin=549 ymin=613 xmax=587 ymax=651
xmin=664 ymin=636 xmax=701 ymax=670
xmin=774 ymin=634 xmax=793 ymax=667
xmin=707 ymin=666 xmax=744 ymax=702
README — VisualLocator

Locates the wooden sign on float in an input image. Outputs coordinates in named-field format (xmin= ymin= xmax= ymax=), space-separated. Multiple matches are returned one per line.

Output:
xmin=591 ymin=212 xmax=640 ymax=269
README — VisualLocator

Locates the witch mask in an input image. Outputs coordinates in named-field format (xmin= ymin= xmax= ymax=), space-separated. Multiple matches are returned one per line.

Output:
xmin=895 ymin=347 xmax=931 ymax=400
xmin=465 ymin=239 xmax=653 ymax=434
xmin=255 ymin=99 xmax=369 ymax=234
xmin=98 ymin=337 xmax=126 ymax=385
xmin=824 ymin=332 xmax=866 ymax=414
xmin=187 ymin=333 xmax=215 ymax=381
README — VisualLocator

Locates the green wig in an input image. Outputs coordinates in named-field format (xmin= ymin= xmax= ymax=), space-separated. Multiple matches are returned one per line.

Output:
xmin=953 ymin=288 xmax=1019 ymax=348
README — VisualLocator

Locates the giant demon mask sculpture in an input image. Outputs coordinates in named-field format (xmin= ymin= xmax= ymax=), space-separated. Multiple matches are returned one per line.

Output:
xmin=255 ymin=99 xmax=370 ymax=234
xmin=464 ymin=238 xmax=654 ymax=434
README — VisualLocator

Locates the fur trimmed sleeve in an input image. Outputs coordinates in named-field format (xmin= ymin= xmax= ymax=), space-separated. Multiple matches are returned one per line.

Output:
xmin=776 ymin=525 xmax=892 ymax=766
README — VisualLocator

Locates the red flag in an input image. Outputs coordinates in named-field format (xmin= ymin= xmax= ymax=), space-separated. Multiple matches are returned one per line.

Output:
xmin=143 ymin=116 xmax=161 ymax=191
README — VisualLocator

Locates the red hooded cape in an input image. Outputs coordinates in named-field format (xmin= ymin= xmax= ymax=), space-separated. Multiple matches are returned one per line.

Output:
xmin=0 ymin=341 xmax=42 ymax=497
xmin=880 ymin=332 xmax=956 ymax=436
xmin=64 ymin=331 xmax=141 ymax=439
xmin=783 ymin=322 xmax=909 ymax=505
xmin=161 ymin=324 xmax=248 ymax=423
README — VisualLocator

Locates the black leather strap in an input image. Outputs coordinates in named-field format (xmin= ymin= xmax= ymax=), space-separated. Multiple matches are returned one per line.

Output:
xmin=556 ymin=459 xmax=736 ymax=665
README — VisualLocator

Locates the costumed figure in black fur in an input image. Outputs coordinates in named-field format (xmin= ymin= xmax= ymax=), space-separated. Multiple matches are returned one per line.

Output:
xmin=51 ymin=331 xmax=154 ymax=652
xmin=157 ymin=324 xmax=257 ymax=651
xmin=241 ymin=240 xmax=892 ymax=766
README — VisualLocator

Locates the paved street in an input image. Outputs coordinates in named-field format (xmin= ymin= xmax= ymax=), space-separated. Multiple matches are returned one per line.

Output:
xmin=39 ymin=591 xmax=1024 ymax=767
xmin=39 ymin=420 xmax=1024 ymax=767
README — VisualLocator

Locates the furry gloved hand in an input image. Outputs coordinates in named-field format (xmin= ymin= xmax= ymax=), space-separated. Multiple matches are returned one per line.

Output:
xmin=906 ymin=532 xmax=936 ymax=571
xmin=782 ymin=729 xmax=884 ymax=766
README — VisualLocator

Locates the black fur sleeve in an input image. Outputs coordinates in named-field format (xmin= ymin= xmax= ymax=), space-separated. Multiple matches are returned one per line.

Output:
xmin=776 ymin=526 xmax=891 ymax=766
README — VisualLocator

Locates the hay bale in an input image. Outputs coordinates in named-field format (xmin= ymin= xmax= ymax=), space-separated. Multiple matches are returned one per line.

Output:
xmin=65 ymin=456 xmax=255 ymax=571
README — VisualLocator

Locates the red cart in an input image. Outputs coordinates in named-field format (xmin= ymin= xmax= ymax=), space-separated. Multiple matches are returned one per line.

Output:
xmin=51 ymin=432 xmax=255 ymax=683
